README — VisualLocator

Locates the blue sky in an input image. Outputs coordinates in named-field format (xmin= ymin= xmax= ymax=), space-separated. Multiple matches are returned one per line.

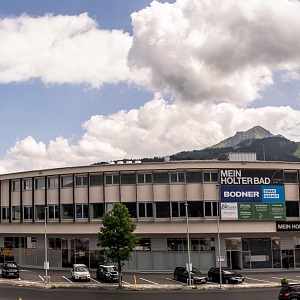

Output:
xmin=1 ymin=0 xmax=300 ymax=173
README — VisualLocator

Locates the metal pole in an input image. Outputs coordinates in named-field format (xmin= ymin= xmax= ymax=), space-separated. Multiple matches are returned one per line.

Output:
xmin=185 ymin=202 xmax=192 ymax=286
xmin=216 ymin=185 xmax=222 ymax=289
xmin=44 ymin=206 xmax=48 ymax=284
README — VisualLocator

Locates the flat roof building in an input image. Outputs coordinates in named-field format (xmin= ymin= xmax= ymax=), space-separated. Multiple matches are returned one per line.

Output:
xmin=0 ymin=159 xmax=299 ymax=271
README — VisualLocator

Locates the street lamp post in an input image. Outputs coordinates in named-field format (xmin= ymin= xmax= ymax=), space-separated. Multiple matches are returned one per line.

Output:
xmin=185 ymin=202 xmax=192 ymax=286
xmin=216 ymin=185 xmax=222 ymax=289
xmin=44 ymin=206 xmax=48 ymax=284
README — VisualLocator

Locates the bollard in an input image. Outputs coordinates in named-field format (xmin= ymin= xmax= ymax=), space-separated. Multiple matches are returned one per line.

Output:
xmin=134 ymin=275 xmax=136 ymax=288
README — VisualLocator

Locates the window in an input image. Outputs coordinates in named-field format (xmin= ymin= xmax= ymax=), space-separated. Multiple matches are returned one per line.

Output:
xmin=76 ymin=204 xmax=88 ymax=219
xmin=91 ymin=203 xmax=104 ymax=219
xmin=186 ymin=172 xmax=202 ymax=183
xmin=284 ymin=172 xmax=298 ymax=183
xmin=61 ymin=176 xmax=73 ymax=188
xmin=155 ymin=202 xmax=170 ymax=218
xmin=90 ymin=174 xmax=103 ymax=186
xmin=48 ymin=177 xmax=59 ymax=189
xmin=105 ymin=174 xmax=119 ymax=185
xmin=62 ymin=204 xmax=74 ymax=219
xmin=49 ymin=238 xmax=61 ymax=250
xmin=123 ymin=203 xmax=137 ymax=218
xmin=135 ymin=238 xmax=151 ymax=251
xmin=205 ymin=201 xmax=219 ymax=217
xmin=171 ymin=202 xmax=186 ymax=217
xmin=2 ymin=207 xmax=9 ymax=221
xmin=35 ymin=177 xmax=45 ymax=190
xmin=170 ymin=172 xmax=185 ymax=183
xmin=23 ymin=179 xmax=32 ymax=190
xmin=121 ymin=174 xmax=136 ymax=185
xmin=48 ymin=205 xmax=59 ymax=220
xmin=167 ymin=238 xmax=185 ymax=251
xmin=188 ymin=201 xmax=204 ymax=217
xmin=168 ymin=238 xmax=214 ymax=251
xmin=35 ymin=206 xmax=46 ymax=220
xmin=12 ymin=206 xmax=20 ymax=220
xmin=23 ymin=206 xmax=33 ymax=220
xmin=153 ymin=173 xmax=169 ymax=183
xmin=203 ymin=172 xmax=218 ymax=183
xmin=137 ymin=173 xmax=152 ymax=184
xmin=75 ymin=175 xmax=88 ymax=187
xmin=286 ymin=201 xmax=299 ymax=217
xmin=12 ymin=180 xmax=20 ymax=192
xmin=138 ymin=202 xmax=153 ymax=218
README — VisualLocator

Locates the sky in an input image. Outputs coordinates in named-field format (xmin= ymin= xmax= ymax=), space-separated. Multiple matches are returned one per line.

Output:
xmin=1 ymin=0 xmax=300 ymax=174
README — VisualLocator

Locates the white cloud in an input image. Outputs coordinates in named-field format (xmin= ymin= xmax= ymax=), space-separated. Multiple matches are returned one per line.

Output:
xmin=128 ymin=0 xmax=300 ymax=105
xmin=4 ymin=95 xmax=300 ymax=173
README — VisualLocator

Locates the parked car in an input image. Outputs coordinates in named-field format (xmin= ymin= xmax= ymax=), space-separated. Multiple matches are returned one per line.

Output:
xmin=278 ymin=283 xmax=300 ymax=300
xmin=2 ymin=261 xmax=19 ymax=278
xmin=96 ymin=265 xmax=119 ymax=283
xmin=71 ymin=264 xmax=90 ymax=281
xmin=207 ymin=267 xmax=244 ymax=284
xmin=173 ymin=266 xmax=207 ymax=284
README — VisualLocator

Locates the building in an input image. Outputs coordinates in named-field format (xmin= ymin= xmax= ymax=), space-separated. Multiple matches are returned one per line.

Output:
xmin=0 ymin=159 xmax=299 ymax=271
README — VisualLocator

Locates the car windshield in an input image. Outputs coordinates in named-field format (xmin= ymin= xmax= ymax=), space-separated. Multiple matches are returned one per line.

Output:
xmin=105 ymin=266 xmax=117 ymax=272
xmin=191 ymin=267 xmax=200 ymax=273
xmin=75 ymin=266 xmax=88 ymax=272
xmin=6 ymin=263 xmax=17 ymax=268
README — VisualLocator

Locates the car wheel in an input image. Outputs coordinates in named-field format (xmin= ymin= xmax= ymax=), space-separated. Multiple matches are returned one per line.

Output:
xmin=208 ymin=276 xmax=212 ymax=281
xmin=87 ymin=278 xmax=90 ymax=282
xmin=174 ymin=274 xmax=178 ymax=281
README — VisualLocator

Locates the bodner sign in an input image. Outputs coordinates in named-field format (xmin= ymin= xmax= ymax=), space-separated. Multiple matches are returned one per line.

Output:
xmin=220 ymin=169 xmax=285 ymax=221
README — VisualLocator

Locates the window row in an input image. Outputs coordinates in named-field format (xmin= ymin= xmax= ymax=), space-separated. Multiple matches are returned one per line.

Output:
xmin=11 ymin=171 xmax=218 ymax=191
xmin=0 ymin=201 xmax=219 ymax=221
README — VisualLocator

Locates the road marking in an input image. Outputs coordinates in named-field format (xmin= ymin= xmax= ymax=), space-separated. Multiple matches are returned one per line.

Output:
xmin=62 ymin=276 xmax=72 ymax=282
xmin=272 ymin=276 xmax=299 ymax=282
xmin=246 ymin=277 xmax=277 ymax=284
xmin=165 ymin=278 xmax=185 ymax=285
xmin=139 ymin=277 xmax=159 ymax=285
xmin=38 ymin=275 xmax=45 ymax=282
xmin=122 ymin=280 xmax=130 ymax=285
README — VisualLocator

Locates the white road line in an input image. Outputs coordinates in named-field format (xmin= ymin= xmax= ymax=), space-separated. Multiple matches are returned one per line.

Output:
xmin=246 ymin=277 xmax=277 ymax=284
xmin=165 ymin=277 xmax=184 ymax=284
xmin=139 ymin=277 xmax=159 ymax=285
xmin=62 ymin=276 xmax=72 ymax=282
xmin=90 ymin=278 xmax=101 ymax=284
xmin=272 ymin=276 xmax=299 ymax=282
xmin=122 ymin=280 xmax=130 ymax=285
xmin=38 ymin=275 xmax=45 ymax=282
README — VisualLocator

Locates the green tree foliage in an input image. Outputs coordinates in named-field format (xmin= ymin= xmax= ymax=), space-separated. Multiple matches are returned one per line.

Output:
xmin=97 ymin=203 xmax=139 ymax=288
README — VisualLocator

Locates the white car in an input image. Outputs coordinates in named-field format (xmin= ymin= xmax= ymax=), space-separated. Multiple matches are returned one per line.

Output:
xmin=71 ymin=264 xmax=90 ymax=281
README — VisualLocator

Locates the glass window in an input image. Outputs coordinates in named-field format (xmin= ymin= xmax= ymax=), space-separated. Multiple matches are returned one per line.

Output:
xmin=188 ymin=201 xmax=204 ymax=217
xmin=76 ymin=204 xmax=89 ymax=219
xmin=2 ymin=207 xmax=9 ymax=220
xmin=155 ymin=202 xmax=170 ymax=218
xmin=35 ymin=177 xmax=45 ymax=190
xmin=121 ymin=174 xmax=136 ymax=185
xmin=170 ymin=173 xmax=185 ymax=183
xmin=91 ymin=203 xmax=104 ymax=219
xmin=123 ymin=202 xmax=137 ymax=218
xmin=48 ymin=177 xmax=59 ymax=189
xmin=153 ymin=173 xmax=169 ymax=183
xmin=186 ymin=172 xmax=202 ymax=183
xmin=138 ymin=202 xmax=153 ymax=218
xmin=12 ymin=180 xmax=20 ymax=192
xmin=49 ymin=238 xmax=61 ymax=250
xmin=205 ymin=201 xmax=218 ymax=217
xmin=105 ymin=174 xmax=119 ymax=185
xmin=137 ymin=173 xmax=152 ymax=184
xmin=135 ymin=238 xmax=151 ymax=251
xmin=203 ymin=172 xmax=218 ymax=183
xmin=171 ymin=202 xmax=186 ymax=218
xmin=23 ymin=179 xmax=32 ymax=190
xmin=12 ymin=206 xmax=21 ymax=220
xmin=62 ymin=204 xmax=74 ymax=219
xmin=49 ymin=205 xmax=59 ymax=219
xmin=23 ymin=206 xmax=33 ymax=220
xmin=90 ymin=174 xmax=103 ymax=186
xmin=75 ymin=175 xmax=88 ymax=187
xmin=35 ymin=205 xmax=46 ymax=220
xmin=286 ymin=201 xmax=299 ymax=217
xmin=284 ymin=172 xmax=298 ymax=183
xmin=61 ymin=176 xmax=73 ymax=188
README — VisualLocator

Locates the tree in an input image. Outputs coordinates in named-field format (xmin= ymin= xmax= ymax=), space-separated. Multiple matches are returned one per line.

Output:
xmin=97 ymin=203 xmax=139 ymax=288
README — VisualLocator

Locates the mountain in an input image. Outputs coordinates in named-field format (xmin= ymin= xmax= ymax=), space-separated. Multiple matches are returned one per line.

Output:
xmin=169 ymin=126 xmax=300 ymax=162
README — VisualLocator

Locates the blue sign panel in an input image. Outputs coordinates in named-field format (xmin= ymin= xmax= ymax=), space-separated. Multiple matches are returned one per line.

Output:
xmin=261 ymin=186 xmax=285 ymax=203
xmin=221 ymin=185 xmax=261 ymax=202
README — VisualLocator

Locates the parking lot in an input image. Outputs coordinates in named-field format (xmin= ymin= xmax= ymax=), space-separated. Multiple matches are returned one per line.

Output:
xmin=1 ymin=268 xmax=299 ymax=286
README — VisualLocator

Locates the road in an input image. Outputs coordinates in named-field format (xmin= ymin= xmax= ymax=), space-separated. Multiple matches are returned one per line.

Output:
xmin=0 ymin=286 xmax=279 ymax=300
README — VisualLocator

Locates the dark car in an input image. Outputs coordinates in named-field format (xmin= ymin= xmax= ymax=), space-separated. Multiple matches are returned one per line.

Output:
xmin=2 ymin=261 xmax=19 ymax=278
xmin=173 ymin=266 xmax=207 ymax=284
xmin=278 ymin=283 xmax=300 ymax=300
xmin=96 ymin=265 xmax=119 ymax=283
xmin=208 ymin=267 xmax=244 ymax=284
